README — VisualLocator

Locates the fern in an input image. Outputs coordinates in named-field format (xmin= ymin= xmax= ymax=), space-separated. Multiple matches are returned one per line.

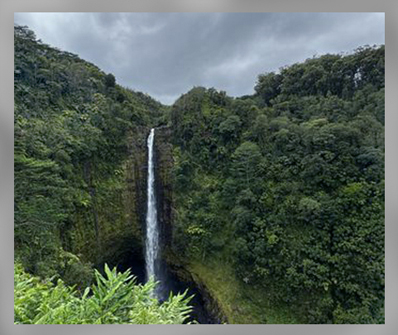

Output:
xmin=14 ymin=262 xmax=193 ymax=324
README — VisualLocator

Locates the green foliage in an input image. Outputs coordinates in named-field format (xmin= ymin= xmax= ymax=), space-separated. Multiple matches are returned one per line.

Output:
xmin=104 ymin=73 xmax=116 ymax=88
xmin=14 ymin=263 xmax=193 ymax=324
xmin=14 ymin=25 xmax=165 ymax=276
xmin=170 ymin=46 xmax=384 ymax=323
xmin=254 ymin=46 xmax=384 ymax=101
xmin=14 ymin=24 xmax=384 ymax=324
xmin=254 ymin=72 xmax=282 ymax=105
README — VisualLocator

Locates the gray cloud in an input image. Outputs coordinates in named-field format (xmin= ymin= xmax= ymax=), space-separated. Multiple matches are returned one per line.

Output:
xmin=14 ymin=12 xmax=385 ymax=105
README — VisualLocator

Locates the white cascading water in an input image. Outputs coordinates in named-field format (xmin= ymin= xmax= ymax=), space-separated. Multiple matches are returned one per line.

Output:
xmin=145 ymin=128 xmax=160 ymax=295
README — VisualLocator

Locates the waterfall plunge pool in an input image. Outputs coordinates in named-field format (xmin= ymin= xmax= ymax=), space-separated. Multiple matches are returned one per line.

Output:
xmin=112 ymin=249 xmax=220 ymax=324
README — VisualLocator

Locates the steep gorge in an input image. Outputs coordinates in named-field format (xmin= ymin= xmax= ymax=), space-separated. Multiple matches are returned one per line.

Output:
xmin=65 ymin=124 xmax=225 ymax=323
xmin=14 ymin=25 xmax=385 ymax=324
xmin=152 ymin=126 xmax=227 ymax=322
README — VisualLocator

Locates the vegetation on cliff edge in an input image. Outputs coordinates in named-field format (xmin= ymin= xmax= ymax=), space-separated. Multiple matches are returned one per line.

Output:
xmin=14 ymin=23 xmax=384 ymax=324
xmin=170 ymin=46 xmax=384 ymax=323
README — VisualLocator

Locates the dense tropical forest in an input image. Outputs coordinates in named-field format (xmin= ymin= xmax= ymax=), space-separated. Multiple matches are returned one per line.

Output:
xmin=14 ymin=24 xmax=384 ymax=324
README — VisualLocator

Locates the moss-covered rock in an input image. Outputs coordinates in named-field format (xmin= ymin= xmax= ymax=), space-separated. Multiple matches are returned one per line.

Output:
xmin=153 ymin=126 xmax=174 ymax=248
xmin=64 ymin=126 xmax=149 ymax=268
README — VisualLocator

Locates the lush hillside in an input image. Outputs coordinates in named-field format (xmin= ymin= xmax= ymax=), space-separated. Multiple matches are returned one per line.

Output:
xmin=14 ymin=24 xmax=165 ymax=284
xmin=169 ymin=46 xmax=384 ymax=323
xmin=14 ymin=24 xmax=384 ymax=324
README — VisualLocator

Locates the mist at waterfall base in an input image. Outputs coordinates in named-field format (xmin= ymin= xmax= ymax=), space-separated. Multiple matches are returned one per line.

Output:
xmin=140 ymin=128 xmax=219 ymax=324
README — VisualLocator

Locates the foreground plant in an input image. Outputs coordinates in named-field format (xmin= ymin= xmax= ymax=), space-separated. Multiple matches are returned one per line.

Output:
xmin=14 ymin=262 xmax=193 ymax=324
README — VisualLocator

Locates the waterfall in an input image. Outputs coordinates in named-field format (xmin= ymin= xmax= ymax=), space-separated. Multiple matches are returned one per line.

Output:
xmin=145 ymin=128 xmax=161 ymax=296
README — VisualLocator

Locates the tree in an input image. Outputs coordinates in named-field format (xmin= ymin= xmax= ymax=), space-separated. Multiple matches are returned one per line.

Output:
xmin=231 ymin=141 xmax=263 ymax=189
xmin=104 ymin=73 xmax=116 ymax=88
xmin=255 ymin=72 xmax=282 ymax=105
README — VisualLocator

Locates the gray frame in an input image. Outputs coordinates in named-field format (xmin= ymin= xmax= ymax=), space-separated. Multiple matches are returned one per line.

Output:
xmin=2 ymin=1 xmax=396 ymax=335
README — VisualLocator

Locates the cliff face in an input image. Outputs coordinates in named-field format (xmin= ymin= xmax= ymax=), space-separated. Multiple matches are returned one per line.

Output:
xmin=60 ymin=124 xmax=225 ymax=321
xmin=153 ymin=126 xmax=227 ymax=323
xmin=64 ymin=127 xmax=149 ymax=271
xmin=153 ymin=126 xmax=174 ymax=250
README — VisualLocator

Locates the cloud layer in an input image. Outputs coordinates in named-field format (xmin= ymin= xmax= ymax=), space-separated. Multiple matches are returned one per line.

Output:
xmin=14 ymin=13 xmax=385 ymax=105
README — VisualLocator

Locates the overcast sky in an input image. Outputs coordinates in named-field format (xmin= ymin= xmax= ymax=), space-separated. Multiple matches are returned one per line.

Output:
xmin=14 ymin=12 xmax=385 ymax=105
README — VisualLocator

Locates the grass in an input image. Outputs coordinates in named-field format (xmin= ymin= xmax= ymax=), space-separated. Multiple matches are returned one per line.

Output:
xmin=187 ymin=257 xmax=303 ymax=324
